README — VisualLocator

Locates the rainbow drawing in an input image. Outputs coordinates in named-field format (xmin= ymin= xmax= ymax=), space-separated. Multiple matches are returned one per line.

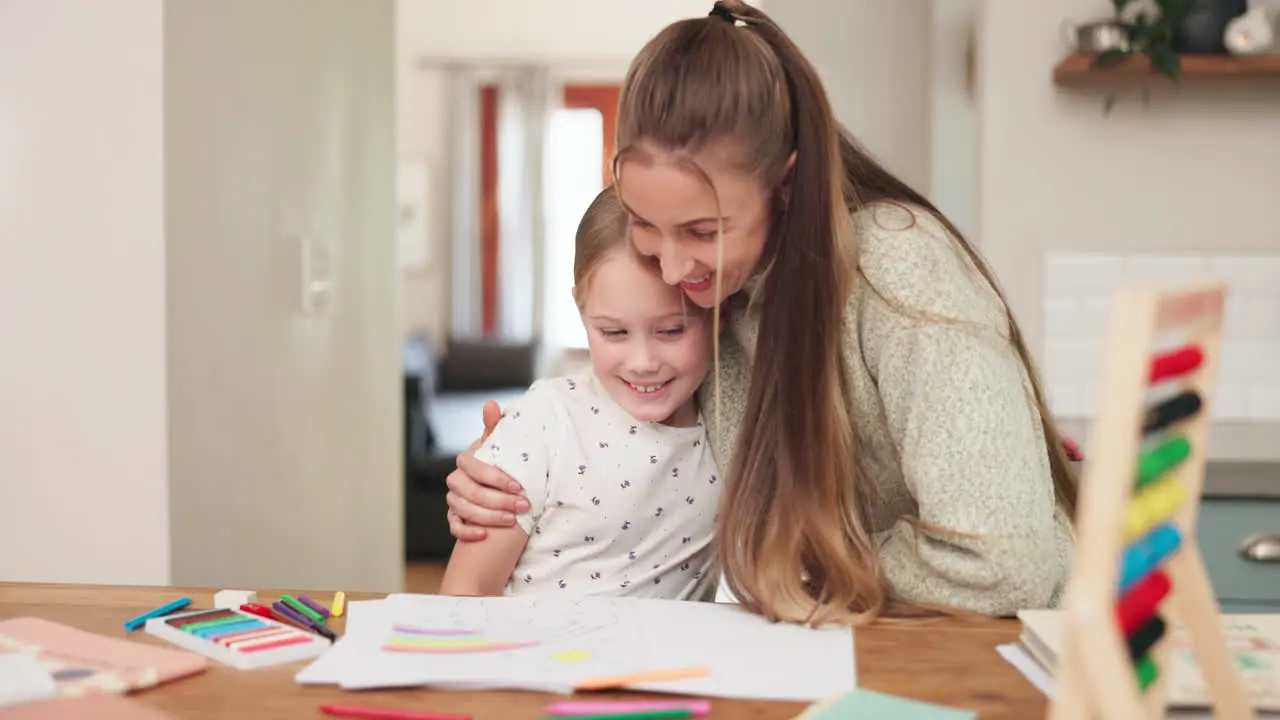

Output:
xmin=381 ymin=624 xmax=540 ymax=654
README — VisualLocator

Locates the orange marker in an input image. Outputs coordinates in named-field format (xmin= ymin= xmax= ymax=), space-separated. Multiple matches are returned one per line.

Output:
xmin=573 ymin=666 xmax=709 ymax=692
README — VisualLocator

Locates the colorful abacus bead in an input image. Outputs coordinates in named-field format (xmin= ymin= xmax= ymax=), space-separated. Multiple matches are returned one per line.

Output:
xmin=1113 ymin=343 xmax=1208 ymax=695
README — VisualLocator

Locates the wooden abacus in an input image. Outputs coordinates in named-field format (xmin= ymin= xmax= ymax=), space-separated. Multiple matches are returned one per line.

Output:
xmin=1050 ymin=280 xmax=1257 ymax=720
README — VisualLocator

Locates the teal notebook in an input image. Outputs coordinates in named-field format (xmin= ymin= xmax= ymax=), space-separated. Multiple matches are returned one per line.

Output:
xmin=795 ymin=689 xmax=976 ymax=719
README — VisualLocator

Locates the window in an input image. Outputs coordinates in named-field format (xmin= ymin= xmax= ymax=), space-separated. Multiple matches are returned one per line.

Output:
xmin=562 ymin=85 xmax=619 ymax=188
xmin=542 ymin=108 xmax=605 ymax=350
xmin=478 ymin=83 xmax=619 ymax=343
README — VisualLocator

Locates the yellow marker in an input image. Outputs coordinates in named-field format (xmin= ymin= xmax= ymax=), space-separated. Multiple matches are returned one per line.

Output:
xmin=1123 ymin=475 xmax=1186 ymax=541
xmin=552 ymin=650 xmax=592 ymax=663
xmin=330 ymin=591 xmax=346 ymax=618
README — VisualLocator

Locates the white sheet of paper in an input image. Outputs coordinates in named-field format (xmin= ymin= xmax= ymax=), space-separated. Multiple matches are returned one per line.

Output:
xmin=995 ymin=643 xmax=1055 ymax=697
xmin=624 ymin=597 xmax=856 ymax=701
xmin=295 ymin=600 xmax=380 ymax=686
xmin=0 ymin=651 xmax=56 ymax=709
xmin=713 ymin=575 xmax=738 ymax=604
xmin=296 ymin=594 xmax=855 ymax=702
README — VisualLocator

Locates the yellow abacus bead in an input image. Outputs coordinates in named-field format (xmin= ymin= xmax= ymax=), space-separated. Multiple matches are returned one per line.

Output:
xmin=1123 ymin=475 xmax=1186 ymax=541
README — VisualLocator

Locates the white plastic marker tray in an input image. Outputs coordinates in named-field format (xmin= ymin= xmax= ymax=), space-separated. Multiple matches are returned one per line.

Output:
xmin=147 ymin=608 xmax=330 ymax=670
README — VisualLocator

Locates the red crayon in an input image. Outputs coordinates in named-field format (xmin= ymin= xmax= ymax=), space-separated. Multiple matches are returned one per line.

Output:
xmin=319 ymin=704 xmax=471 ymax=720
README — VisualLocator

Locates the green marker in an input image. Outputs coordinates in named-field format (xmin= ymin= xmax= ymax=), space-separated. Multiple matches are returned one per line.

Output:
xmin=281 ymin=594 xmax=324 ymax=624
xmin=181 ymin=615 xmax=252 ymax=633
xmin=538 ymin=711 xmax=693 ymax=720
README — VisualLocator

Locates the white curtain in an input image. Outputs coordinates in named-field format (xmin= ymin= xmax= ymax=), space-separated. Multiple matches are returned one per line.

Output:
xmin=495 ymin=66 xmax=557 ymax=343
xmin=444 ymin=67 xmax=483 ymax=338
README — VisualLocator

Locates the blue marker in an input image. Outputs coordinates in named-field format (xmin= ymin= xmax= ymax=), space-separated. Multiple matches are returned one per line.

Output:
xmin=123 ymin=597 xmax=192 ymax=631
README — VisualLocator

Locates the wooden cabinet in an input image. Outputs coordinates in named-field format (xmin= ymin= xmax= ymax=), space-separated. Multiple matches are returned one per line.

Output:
xmin=1198 ymin=498 xmax=1280 ymax=611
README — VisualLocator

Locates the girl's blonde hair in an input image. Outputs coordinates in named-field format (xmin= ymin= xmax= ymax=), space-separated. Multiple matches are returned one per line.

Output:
xmin=571 ymin=186 xmax=631 ymax=310
xmin=613 ymin=0 xmax=1078 ymax=627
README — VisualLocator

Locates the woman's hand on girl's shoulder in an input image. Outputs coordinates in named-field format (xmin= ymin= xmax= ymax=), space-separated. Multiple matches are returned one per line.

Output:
xmin=444 ymin=401 xmax=530 ymax=541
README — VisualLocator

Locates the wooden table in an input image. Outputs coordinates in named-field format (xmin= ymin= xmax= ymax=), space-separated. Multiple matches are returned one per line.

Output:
xmin=0 ymin=583 xmax=1047 ymax=719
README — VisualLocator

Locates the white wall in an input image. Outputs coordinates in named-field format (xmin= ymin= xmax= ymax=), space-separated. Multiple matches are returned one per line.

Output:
xmin=930 ymin=0 xmax=980 ymax=238
xmin=0 ymin=0 xmax=169 ymax=584
xmin=978 ymin=0 xmax=1280 ymax=458
xmin=767 ymin=2 xmax=934 ymax=194
xmin=0 ymin=0 xmax=402 ymax=589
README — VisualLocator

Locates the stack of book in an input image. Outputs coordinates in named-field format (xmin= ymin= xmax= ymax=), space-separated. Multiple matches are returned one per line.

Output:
xmin=1006 ymin=609 xmax=1280 ymax=713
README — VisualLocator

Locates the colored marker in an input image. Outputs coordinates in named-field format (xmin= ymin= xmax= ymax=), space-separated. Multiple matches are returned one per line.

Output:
xmin=318 ymin=704 xmax=471 ymax=720
xmin=308 ymin=619 xmax=337 ymax=641
xmin=240 ymin=602 xmax=273 ymax=619
xmin=269 ymin=612 xmax=310 ymax=634
xmin=123 ymin=597 xmax=192 ymax=631
xmin=269 ymin=603 xmax=313 ymax=631
xmin=539 ymin=711 xmax=693 ymax=720
xmin=273 ymin=600 xmax=312 ymax=625
xmin=545 ymin=700 xmax=710 ymax=717
xmin=270 ymin=601 xmax=335 ymax=641
xmin=574 ymin=666 xmax=710 ymax=692
xmin=281 ymin=594 xmax=324 ymax=624
xmin=189 ymin=618 xmax=260 ymax=637
xmin=330 ymin=591 xmax=346 ymax=618
xmin=298 ymin=594 xmax=331 ymax=619
xmin=182 ymin=615 xmax=252 ymax=634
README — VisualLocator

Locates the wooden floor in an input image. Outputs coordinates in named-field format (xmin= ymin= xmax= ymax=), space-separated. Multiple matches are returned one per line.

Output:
xmin=405 ymin=561 xmax=446 ymax=594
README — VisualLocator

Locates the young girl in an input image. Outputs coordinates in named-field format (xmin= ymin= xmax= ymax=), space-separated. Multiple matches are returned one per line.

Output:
xmin=439 ymin=188 xmax=721 ymax=601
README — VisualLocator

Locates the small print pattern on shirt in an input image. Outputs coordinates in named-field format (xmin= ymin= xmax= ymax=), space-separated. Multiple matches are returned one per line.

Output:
xmin=474 ymin=371 xmax=721 ymax=602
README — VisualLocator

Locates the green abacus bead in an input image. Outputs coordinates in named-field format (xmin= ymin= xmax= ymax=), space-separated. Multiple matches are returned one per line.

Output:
xmin=1136 ymin=436 xmax=1191 ymax=488
xmin=1136 ymin=655 xmax=1160 ymax=690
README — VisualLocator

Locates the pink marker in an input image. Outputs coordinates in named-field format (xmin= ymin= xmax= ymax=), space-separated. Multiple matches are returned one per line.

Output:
xmin=543 ymin=700 xmax=711 ymax=717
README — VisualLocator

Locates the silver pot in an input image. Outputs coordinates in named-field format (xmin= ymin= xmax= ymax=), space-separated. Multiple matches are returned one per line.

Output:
xmin=1061 ymin=19 xmax=1133 ymax=54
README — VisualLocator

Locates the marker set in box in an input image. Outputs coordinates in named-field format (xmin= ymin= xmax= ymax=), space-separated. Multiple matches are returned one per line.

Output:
xmin=145 ymin=607 xmax=331 ymax=670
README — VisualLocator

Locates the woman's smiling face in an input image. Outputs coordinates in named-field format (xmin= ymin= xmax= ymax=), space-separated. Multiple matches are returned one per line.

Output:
xmin=616 ymin=141 xmax=774 ymax=308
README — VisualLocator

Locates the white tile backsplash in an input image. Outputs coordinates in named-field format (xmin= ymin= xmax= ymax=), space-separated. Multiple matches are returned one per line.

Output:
xmin=1042 ymin=252 xmax=1280 ymax=423
xmin=1248 ymin=385 xmax=1280 ymax=422
xmin=1043 ymin=254 xmax=1126 ymax=295
xmin=1208 ymin=255 xmax=1280 ymax=292
xmin=1123 ymin=254 xmax=1209 ymax=285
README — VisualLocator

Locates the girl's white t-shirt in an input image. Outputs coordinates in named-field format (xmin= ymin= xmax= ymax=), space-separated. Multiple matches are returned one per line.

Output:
xmin=474 ymin=371 xmax=721 ymax=601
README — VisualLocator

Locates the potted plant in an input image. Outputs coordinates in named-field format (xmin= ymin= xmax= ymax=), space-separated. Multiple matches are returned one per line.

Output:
xmin=1094 ymin=0 xmax=1190 ymax=81
xmin=1087 ymin=0 xmax=1191 ymax=110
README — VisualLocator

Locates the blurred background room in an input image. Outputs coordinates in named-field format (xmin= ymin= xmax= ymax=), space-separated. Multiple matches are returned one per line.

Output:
xmin=2 ymin=0 xmax=1277 ymax=609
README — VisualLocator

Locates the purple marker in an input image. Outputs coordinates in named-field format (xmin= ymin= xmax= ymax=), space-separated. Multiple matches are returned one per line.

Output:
xmin=272 ymin=601 xmax=337 ymax=641
xmin=298 ymin=595 xmax=331 ymax=619
xmin=273 ymin=601 xmax=311 ymax=627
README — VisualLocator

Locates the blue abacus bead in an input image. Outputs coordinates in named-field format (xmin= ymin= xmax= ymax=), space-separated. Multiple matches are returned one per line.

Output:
xmin=1119 ymin=522 xmax=1182 ymax=591
xmin=1150 ymin=523 xmax=1182 ymax=558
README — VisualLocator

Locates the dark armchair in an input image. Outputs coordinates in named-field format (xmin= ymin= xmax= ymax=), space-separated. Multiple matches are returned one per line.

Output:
xmin=403 ymin=335 xmax=539 ymax=560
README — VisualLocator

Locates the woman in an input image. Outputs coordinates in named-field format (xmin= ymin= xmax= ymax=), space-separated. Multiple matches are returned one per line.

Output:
xmin=444 ymin=0 xmax=1076 ymax=626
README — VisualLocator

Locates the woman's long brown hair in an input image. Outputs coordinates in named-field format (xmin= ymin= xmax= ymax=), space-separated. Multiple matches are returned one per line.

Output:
xmin=614 ymin=0 xmax=1077 ymax=627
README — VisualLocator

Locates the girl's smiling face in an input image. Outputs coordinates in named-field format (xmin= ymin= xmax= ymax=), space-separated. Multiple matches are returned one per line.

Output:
xmin=579 ymin=248 xmax=711 ymax=427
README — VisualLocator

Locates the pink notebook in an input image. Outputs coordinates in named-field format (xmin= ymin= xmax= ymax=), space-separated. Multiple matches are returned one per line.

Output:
xmin=0 ymin=618 xmax=206 ymax=697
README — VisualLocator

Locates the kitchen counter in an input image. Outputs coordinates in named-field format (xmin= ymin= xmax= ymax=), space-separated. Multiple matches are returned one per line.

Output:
xmin=1071 ymin=459 xmax=1280 ymax=499
xmin=1202 ymin=460 xmax=1280 ymax=499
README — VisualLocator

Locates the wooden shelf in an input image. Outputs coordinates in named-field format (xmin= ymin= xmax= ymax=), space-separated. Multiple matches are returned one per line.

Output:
xmin=1053 ymin=52 xmax=1280 ymax=87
